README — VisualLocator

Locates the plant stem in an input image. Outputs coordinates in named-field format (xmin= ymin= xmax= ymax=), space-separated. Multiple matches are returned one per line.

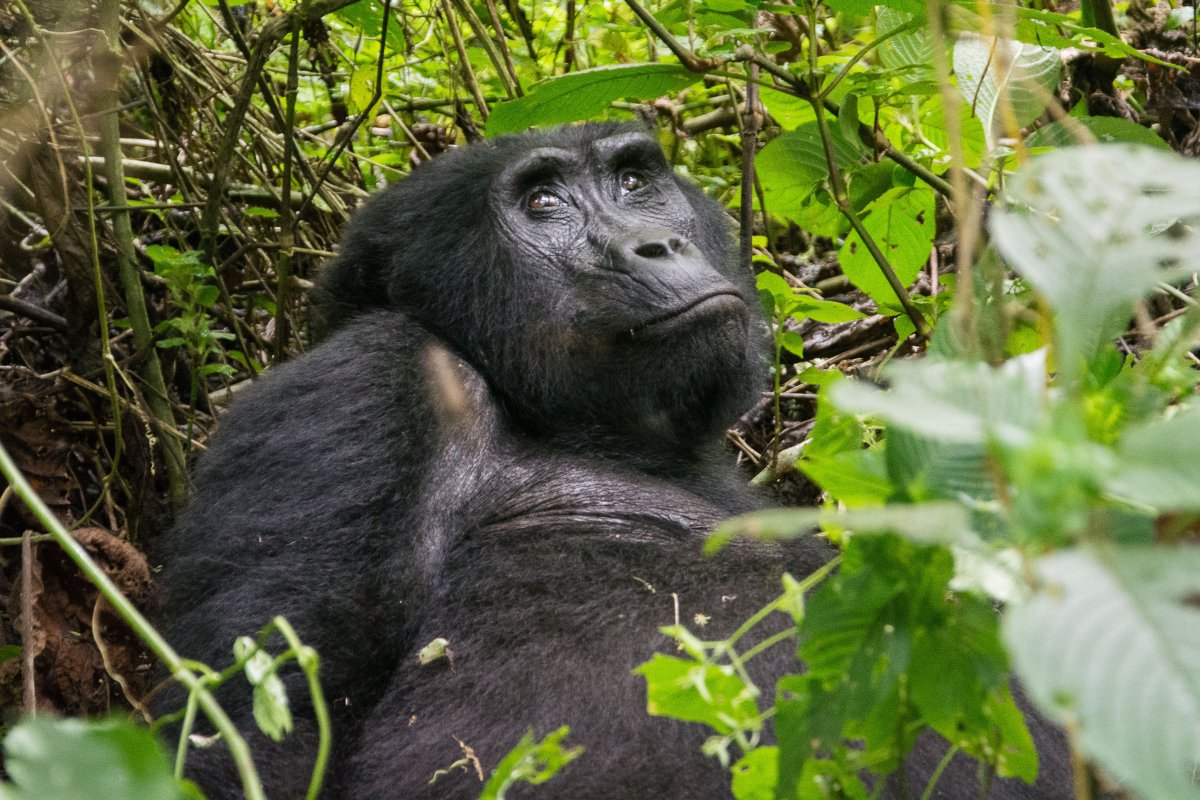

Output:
xmin=0 ymin=442 xmax=266 ymax=800
xmin=805 ymin=3 xmax=931 ymax=340
xmin=98 ymin=0 xmax=188 ymax=507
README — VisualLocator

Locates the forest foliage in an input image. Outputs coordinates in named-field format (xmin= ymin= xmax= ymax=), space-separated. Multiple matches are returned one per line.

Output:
xmin=0 ymin=0 xmax=1198 ymax=798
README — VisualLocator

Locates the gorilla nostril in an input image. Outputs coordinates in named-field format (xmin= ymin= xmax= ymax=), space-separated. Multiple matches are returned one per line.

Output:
xmin=633 ymin=241 xmax=671 ymax=259
xmin=668 ymin=237 xmax=685 ymax=252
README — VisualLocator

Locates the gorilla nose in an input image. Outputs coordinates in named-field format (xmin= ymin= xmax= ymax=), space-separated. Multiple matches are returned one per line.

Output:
xmin=632 ymin=236 xmax=686 ymax=260
xmin=609 ymin=228 xmax=696 ymax=273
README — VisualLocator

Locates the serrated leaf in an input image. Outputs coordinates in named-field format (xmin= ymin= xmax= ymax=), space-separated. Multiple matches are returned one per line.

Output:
xmin=838 ymin=185 xmax=935 ymax=307
xmin=830 ymin=352 xmax=1047 ymax=446
xmin=886 ymin=428 xmax=996 ymax=502
xmin=953 ymin=35 xmax=1061 ymax=150
xmin=1004 ymin=546 xmax=1200 ymax=800
xmin=480 ymin=727 xmax=582 ymax=798
xmin=635 ymin=653 xmax=762 ymax=734
xmin=990 ymin=145 xmax=1200 ymax=372
xmin=484 ymin=64 xmax=702 ymax=135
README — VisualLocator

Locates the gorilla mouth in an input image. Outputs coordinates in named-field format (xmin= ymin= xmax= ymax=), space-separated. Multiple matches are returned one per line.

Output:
xmin=633 ymin=290 xmax=746 ymax=333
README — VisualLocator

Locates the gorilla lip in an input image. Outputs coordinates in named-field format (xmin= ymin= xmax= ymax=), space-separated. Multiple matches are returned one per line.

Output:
xmin=633 ymin=290 xmax=746 ymax=333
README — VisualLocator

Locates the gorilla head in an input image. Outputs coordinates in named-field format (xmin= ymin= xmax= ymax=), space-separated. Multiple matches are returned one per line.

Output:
xmin=314 ymin=124 xmax=760 ymax=465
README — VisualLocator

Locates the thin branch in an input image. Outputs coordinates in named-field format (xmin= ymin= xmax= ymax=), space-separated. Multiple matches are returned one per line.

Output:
xmin=0 ymin=294 xmax=68 ymax=331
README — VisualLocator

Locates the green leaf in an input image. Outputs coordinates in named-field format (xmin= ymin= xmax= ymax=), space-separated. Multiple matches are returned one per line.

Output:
xmin=838 ymin=185 xmax=935 ymax=308
xmin=485 ymin=64 xmax=702 ymax=135
xmin=479 ymin=727 xmax=582 ymax=799
xmin=831 ymin=352 xmax=1047 ymax=447
xmin=886 ymin=428 xmax=996 ymax=503
xmin=1105 ymin=404 xmax=1200 ymax=511
xmin=789 ymin=295 xmax=868 ymax=323
xmin=237 ymin=642 xmax=293 ymax=742
xmin=713 ymin=501 xmax=972 ymax=549
xmin=876 ymin=8 xmax=934 ymax=77
xmin=635 ymin=653 xmax=762 ymax=734
xmin=919 ymin=93 xmax=987 ymax=169
xmin=1004 ymin=546 xmax=1200 ymax=800
xmin=348 ymin=66 xmax=377 ymax=116
xmin=756 ymin=121 xmax=868 ymax=223
xmin=780 ymin=330 xmax=805 ymax=357
xmin=1025 ymin=116 xmax=1169 ymax=150
xmin=759 ymin=86 xmax=816 ymax=130
xmin=730 ymin=747 xmax=777 ymax=800
xmin=953 ymin=35 xmax=1061 ymax=150
xmin=990 ymin=145 xmax=1200 ymax=373
xmin=2 ymin=717 xmax=182 ymax=800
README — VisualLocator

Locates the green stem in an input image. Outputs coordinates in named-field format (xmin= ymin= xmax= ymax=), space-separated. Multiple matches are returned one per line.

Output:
xmin=98 ymin=0 xmax=188 ymax=506
xmin=0 ymin=443 xmax=266 ymax=800
xmin=805 ymin=3 xmax=931 ymax=339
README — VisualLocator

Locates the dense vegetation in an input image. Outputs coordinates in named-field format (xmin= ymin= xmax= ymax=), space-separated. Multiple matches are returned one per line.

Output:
xmin=0 ymin=0 xmax=1198 ymax=797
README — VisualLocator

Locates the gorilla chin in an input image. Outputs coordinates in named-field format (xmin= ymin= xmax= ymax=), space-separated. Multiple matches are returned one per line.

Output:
xmin=153 ymin=122 xmax=1072 ymax=800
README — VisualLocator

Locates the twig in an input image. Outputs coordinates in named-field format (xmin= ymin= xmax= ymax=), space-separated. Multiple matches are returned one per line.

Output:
xmin=623 ymin=0 xmax=722 ymax=72
xmin=0 ymin=294 xmax=68 ymax=331
xmin=21 ymin=530 xmax=36 ymax=715
xmin=443 ymin=0 xmax=490 ymax=120
xmin=739 ymin=62 xmax=760 ymax=276
xmin=275 ymin=17 xmax=301 ymax=363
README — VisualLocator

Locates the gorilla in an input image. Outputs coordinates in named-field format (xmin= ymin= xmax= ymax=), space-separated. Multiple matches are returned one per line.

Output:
xmin=155 ymin=123 xmax=1071 ymax=799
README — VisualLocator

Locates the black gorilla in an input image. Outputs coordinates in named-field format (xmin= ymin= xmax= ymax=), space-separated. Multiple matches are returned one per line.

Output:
xmin=156 ymin=123 xmax=1070 ymax=799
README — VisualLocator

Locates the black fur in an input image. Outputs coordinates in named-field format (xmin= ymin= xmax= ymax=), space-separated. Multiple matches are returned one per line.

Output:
xmin=155 ymin=123 xmax=1071 ymax=799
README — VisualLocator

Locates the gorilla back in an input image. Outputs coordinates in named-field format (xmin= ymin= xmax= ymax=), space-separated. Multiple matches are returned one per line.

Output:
xmin=155 ymin=123 xmax=1070 ymax=799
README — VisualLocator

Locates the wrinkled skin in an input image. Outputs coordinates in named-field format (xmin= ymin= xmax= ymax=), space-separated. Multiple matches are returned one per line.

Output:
xmin=155 ymin=124 xmax=1072 ymax=799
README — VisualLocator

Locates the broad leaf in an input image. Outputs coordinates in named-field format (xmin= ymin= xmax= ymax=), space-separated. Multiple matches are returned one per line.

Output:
xmin=838 ymin=185 xmax=935 ymax=308
xmin=1026 ymin=116 xmax=1169 ymax=150
xmin=1005 ymin=547 xmax=1200 ymax=800
xmin=990 ymin=145 xmax=1200 ymax=375
xmin=830 ymin=352 xmax=1047 ymax=447
xmin=756 ymin=121 xmax=868 ymax=222
xmin=2 ymin=717 xmax=182 ymax=800
xmin=1105 ymin=403 xmax=1200 ymax=511
xmin=953 ymin=36 xmax=1061 ymax=150
xmin=485 ymin=64 xmax=703 ymax=135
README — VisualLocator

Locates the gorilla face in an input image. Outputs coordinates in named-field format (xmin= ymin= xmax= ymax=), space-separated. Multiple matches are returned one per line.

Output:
xmin=318 ymin=123 xmax=762 ymax=464
xmin=483 ymin=128 xmax=757 ymax=452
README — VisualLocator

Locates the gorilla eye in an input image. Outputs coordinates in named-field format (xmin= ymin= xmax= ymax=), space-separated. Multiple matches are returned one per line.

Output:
xmin=619 ymin=171 xmax=647 ymax=194
xmin=527 ymin=190 xmax=565 ymax=210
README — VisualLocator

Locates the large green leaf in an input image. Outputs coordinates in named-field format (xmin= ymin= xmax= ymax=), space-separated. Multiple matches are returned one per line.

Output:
xmin=1 ymin=717 xmax=183 ymax=800
xmin=1105 ymin=403 xmax=1200 ymax=511
xmin=838 ymin=185 xmax=935 ymax=308
xmin=485 ymin=64 xmax=703 ymax=135
xmin=990 ymin=145 xmax=1200 ymax=373
xmin=953 ymin=35 xmax=1061 ymax=150
xmin=1004 ymin=546 xmax=1200 ymax=800
xmin=1026 ymin=116 xmax=1169 ymax=150
xmin=830 ymin=352 xmax=1047 ymax=446
xmin=755 ymin=121 xmax=868 ymax=222
xmin=876 ymin=8 xmax=934 ymax=77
